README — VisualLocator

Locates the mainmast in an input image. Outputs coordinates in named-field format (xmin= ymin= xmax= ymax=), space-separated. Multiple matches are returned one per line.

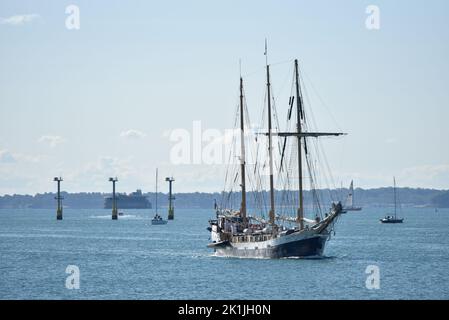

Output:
xmin=294 ymin=59 xmax=304 ymax=229
xmin=239 ymin=77 xmax=247 ymax=222
xmin=266 ymin=64 xmax=276 ymax=225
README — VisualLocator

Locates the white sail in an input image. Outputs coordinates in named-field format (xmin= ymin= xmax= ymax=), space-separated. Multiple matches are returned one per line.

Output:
xmin=345 ymin=180 xmax=354 ymax=207
xmin=344 ymin=180 xmax=362 ymax=211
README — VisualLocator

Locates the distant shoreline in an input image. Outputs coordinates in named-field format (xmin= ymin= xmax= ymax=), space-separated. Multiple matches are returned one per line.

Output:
xmin=1 ymin=187 xmax=448 ymax=209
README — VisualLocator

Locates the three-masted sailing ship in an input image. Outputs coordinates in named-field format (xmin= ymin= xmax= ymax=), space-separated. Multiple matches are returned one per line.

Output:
xmin=208 ymin=55 xmax=346 ymax=258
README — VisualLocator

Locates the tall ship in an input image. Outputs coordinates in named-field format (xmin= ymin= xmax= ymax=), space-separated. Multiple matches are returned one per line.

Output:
xmin=208 ymin=54 xmax=346 ymax=258
xmin=104 ymin=189 xmax=152 ymax=209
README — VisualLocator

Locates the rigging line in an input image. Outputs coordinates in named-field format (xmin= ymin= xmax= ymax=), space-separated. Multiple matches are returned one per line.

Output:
xmin=246 ymin=124 xmax=268 ymax=216
xmin=241 ymin=59 xmax=294 ymax=79
xmin=272 ymin=64 xmax=293 ymax=106
xmin=243 ymin=92 xmax=267 ymax=216
xmin=319 ymin=138 xmax=339 ymax=198
xmin=310 ymin=137 xmax=327 ymax=203
xmin=280 ymin=70 xmax=296 ymax=171
xmin=270 ymin=58 xmax=295 ymax=68
xmin=248 ymin=111 xmax=268 ymax=217
xmin=305 ymin=137 xmax=324 ymax=217
xmin=221 ymin=101 xmax=241 ymax=208
xmin=301 ymin=76 xmax=340 ymax=203
xmin=300 ymin=67 xmax=342 ymax=132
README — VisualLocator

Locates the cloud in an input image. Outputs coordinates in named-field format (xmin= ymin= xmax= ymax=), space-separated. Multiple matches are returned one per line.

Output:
xmin=0 ymin=150 xmax=16 ymax=163
xmin=0 ymin=14 xmax=41 ymax=26
xmin=38 ymin=135 xmax=65 ymax=148
xmin=72 ymin=156 xmax=135 ymax=181
xmin=120 ymin=129 xmax=147 ymax=140
xmin=400 ymin=164 xmax=449 ymax=188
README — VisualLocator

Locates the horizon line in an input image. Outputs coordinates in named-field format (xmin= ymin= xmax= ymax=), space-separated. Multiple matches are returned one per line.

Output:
xmin=1 ymin=185 xmax=448 ymax=197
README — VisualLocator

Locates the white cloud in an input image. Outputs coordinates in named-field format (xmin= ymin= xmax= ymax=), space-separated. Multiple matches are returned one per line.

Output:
xmin=120 ymin=129 xmax=147 ymax=140
xmin=0 ymin=149 xmax=45 ymax=164
xmin=400 ymin=164 xmax=449 ymax=189
xmin=0 ymin=14 xmax=40 ymax=26
xmin=0 ymin=149 xmax=16 ymax=163
xmin=38 ymin=135 xmax=65 ymax=148
xmin=70 ymin=156 xmax=135 ymax=182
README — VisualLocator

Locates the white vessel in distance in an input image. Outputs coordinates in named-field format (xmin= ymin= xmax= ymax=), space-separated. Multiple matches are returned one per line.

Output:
xmin=343 ymin=180 xmax=362 ymax=212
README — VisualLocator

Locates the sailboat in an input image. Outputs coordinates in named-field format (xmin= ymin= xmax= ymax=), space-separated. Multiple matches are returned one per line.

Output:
xmin=208 ymin=55 xmax=346 ymax=258
xmin=380 ymin=177 xmax=403 ymax=223
xmin=343 ymin=180 xmax=362 ymax=211
xmin=152 ymin=168 xmax=167 ymax=225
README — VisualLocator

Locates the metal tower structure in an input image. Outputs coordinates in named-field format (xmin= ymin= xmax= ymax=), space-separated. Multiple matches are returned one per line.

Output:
xmin=165 ymin=177 xmax=175 ymax=220
xmin=54 ymin=177 xmax=63 ymax=220
xmin=109 ymin=177 xmax=118 ymax=220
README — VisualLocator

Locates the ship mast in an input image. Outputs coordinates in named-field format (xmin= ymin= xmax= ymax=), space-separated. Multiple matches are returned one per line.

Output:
xmin=239 ymin=77 xmax=247 ymax=222
xmin=266 ymin=64 xmax=276 ymax=225
xmin=155 ymin=168 xmax=158 ymax=215
xmin=295 ymin=59 xmax=304 ymax=229
xmin=393 ymin=177 xmax=397 ymax=219
xmin=271 ymin=60 xmax=346 ymax=225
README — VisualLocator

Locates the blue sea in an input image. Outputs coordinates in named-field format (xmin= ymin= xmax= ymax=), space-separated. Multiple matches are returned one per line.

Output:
xmin=0 ymin=207 xmax=448 ymax=299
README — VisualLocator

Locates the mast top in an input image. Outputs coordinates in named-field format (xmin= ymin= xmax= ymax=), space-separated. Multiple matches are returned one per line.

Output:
xmin=264 ymin=38 xmax=268 ymax=66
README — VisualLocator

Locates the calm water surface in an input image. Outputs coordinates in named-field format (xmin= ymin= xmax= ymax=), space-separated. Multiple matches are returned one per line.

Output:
xmin=0 ymin=207 xmax=448 ymax=299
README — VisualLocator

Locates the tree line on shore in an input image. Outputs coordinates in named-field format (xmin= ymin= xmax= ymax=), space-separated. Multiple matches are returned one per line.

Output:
xmin=0 ymin=188 xmax=448 ymax=209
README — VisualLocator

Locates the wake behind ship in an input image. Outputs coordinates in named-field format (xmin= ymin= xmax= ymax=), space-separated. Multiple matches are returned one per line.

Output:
xmin=208 ymin=57 xmax=346 ymax=259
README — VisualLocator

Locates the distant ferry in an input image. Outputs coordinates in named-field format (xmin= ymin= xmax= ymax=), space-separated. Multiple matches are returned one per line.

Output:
xmin=104 ymin=189 xmax=152 ymax=209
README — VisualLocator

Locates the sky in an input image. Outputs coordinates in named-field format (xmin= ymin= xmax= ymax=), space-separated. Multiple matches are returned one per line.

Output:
xmin=0 ymin=0 xmax=448 ymax=195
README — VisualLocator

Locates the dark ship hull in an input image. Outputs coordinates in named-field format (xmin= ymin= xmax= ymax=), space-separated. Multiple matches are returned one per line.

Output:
xmin=211 ymin=234 xmax=328 ymax=259
xmin=209 ymin=204 xmax=342 ymax=259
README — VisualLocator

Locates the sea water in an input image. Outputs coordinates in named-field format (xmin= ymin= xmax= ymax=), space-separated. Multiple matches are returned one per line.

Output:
xmin=0 ymin=207 xmax=448 ymax=299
